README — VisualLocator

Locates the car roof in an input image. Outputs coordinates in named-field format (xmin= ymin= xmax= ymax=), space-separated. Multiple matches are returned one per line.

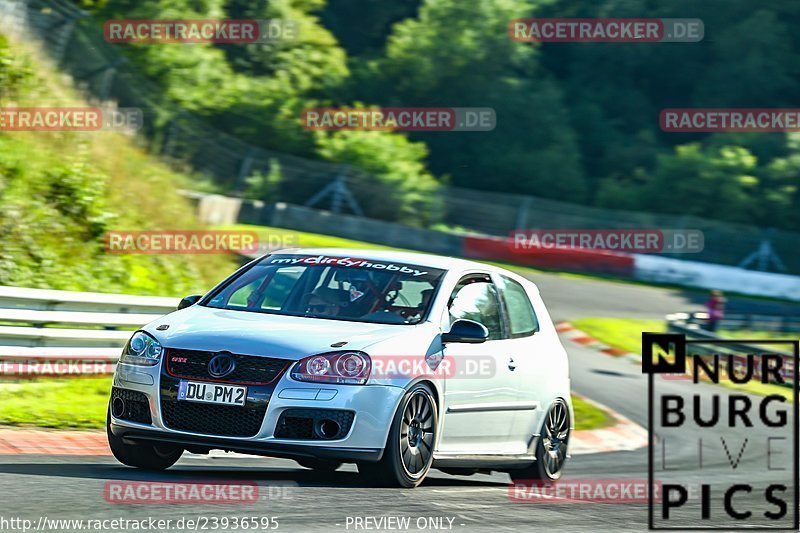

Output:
xmin=269 ymin=247 xmax=504 ymax=274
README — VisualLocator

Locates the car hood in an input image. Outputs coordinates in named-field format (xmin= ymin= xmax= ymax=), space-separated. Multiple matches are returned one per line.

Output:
xmin=141 ymin=305 xmax=412 ymax=360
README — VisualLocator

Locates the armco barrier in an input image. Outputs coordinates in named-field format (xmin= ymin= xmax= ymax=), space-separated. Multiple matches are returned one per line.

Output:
xmin=0 ymin=286 xmax=177 ymax=377
xmin=462 ymin=235 xmax=635 ymax=276
xmin=0 ymin=286 xmax=178 ymax=314
xmin=672 ymin=311 xmax=800 ymax=333
xmin=636 ymin=254 xmax=800 ymax=301
xmin=207 ymin=194 xmax=800 ymax=300
xmin=666 ymin=314 xmax=795 ymax=384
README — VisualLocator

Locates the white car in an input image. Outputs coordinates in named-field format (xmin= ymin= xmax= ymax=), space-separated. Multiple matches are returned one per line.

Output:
xmin=107 ymin=249 xmax=573 ymax=487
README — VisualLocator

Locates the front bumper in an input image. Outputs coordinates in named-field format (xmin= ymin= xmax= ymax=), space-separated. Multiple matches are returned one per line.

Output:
xmin=108 ymin=424 xmax=384 ymax=462
xmin=110 ymin=361 xmax=406 ymax=462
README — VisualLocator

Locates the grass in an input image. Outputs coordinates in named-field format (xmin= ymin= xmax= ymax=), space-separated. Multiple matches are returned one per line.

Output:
xmin=572 ymin=317 xmax=793 ymax=402
xmin=717 ymin=329 xmax=799 ymax=344
xmin=0 ymin=376 xmax=111 ymax=429
xmin=572 ymin=394 xmax=614 ymax=431
xmin=0 ymin=32 xmax=236 ymax=296
xmin=222 ymin=224 xmax=401 ymax=251
xmin=0 ymin=376 xmax=611 ymax=432
xmin=573 ymin=317 xmax=665 ymax=355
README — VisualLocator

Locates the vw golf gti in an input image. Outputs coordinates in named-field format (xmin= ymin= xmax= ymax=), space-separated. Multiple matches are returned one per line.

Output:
xmin=107 ymin=249 xmax=573 ymax=487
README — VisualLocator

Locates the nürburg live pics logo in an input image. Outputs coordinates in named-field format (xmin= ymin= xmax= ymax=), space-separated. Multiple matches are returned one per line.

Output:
xmin=643 ymin=332 xmax=799 ymax=530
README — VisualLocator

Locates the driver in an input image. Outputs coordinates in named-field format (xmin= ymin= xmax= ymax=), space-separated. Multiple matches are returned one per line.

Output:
xmin=305 ymin=288 xmax=344 ymax=317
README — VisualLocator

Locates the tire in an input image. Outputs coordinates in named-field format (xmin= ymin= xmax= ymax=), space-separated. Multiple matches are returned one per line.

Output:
xmin=509 ymin=398 xmax=570 ymax=483
xmin=107 ymin=412 xmax=183 ymax=471
xmin=296 ymin=458 xmax=342 ymax=472
xmin=358 ymin=383 xmax=438 ymax=488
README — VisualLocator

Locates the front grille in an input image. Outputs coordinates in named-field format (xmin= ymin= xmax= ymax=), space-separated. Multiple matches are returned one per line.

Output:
xmin=111 ymin=388 xmax=152 ymax=424
xmin=161 ymin=399 xmax=267 ymax=437
xmin=166 ymin=348 xmax=289 ymax=385
xmin=274 ymin=409 xmax=355 ymax=440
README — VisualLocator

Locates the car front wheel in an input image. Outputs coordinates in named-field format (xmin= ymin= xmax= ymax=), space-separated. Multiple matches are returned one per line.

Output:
xmin=107 ymin=412 xmax=183 ymax=470
xmin=358 ymin=383 xmax=437 ymax=488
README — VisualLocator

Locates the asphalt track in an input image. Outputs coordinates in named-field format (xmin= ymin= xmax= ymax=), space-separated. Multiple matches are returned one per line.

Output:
xmin=0 ymin=271 xmax=798 ymax=532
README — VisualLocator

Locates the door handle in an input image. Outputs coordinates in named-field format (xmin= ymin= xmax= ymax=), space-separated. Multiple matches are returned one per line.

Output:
xmin=507 ymin=357 xmax=517 ymax=371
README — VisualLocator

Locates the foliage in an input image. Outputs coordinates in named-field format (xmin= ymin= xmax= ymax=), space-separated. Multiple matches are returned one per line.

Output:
xmin=313 ymin=129 xmax=441 ymax=226
xmin=0 ymin=35 xmax=236 ymax=295
xmin=76 ymin=0 xmax=800 ymax=232
xmin=244 ymin=159 xmax=284 ymax=202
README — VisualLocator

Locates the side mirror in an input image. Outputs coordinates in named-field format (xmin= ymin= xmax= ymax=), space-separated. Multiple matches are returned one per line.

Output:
xmin=178 ymin=294 xmax=203 ymax=310
xmin=442 ymin=319 xmax=489 ymax=344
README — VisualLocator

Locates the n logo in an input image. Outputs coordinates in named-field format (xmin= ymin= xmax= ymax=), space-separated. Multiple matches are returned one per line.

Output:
xmin=642 ymin=333 xmax=686 ymax=374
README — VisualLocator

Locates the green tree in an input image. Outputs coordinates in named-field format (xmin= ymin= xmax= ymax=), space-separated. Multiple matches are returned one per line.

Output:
xmin=352 ymin=0 xmax=587 ymax=201
xmin=245 ymin=159 xmax=283 ymax=202
xmin=313 ymin=129 xmax=441 ymax=226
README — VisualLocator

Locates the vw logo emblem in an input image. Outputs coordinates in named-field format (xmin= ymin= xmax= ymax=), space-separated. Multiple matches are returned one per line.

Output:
xmin=208 ymin=353 xmax=236 ymax=378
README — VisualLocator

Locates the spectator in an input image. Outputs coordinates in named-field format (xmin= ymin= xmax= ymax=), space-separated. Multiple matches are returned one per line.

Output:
xmin=705 ymin=290 xmax=726 ymax=332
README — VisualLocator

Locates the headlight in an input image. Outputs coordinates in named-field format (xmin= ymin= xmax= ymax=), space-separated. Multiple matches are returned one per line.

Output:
xmin=291 ymin=351 xmax=370 ymax=385
xmin=120 ymin=331 xmax=163 ymax=366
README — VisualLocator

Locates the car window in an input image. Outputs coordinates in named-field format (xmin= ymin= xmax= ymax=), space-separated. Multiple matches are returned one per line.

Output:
xmin=498 ymin=276 xmax=539 ymax=337
xmin=205 ymin=254 xmax=446 ymax=325
xmin=224 ymin=266 xmax=304 ymax=310
xmin=448 ymin=279 xmax=503 ymax=340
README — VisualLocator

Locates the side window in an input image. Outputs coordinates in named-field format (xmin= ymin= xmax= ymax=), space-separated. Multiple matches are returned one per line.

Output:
xmin=448 ymin=278 xmax=503 ymax=340
xmin=498 ymin=276 xmax=539 ymax=337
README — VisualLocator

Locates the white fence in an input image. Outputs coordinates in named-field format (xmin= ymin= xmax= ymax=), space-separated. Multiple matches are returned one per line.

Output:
xmin=0 ymin=286 xmax=178 ymax=377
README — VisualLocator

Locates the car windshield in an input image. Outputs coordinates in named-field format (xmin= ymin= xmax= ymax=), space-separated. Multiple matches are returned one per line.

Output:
xmin=204 ymin=254 xmax=446 ymax=325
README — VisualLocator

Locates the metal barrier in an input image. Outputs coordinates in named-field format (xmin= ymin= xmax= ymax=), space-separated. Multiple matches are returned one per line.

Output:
xmin=665 ymin=313 xmax=795 ymax=384
xmin=670 ymin=311 xmax=800 ymax=333
xmin=0 ymin=286 xmax=178 ymax=377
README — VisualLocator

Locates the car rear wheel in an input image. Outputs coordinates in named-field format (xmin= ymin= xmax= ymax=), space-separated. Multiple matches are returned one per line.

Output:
xmin=358 ymin=383 xmax=437 ymax=488
xmin=107 ymin=412 xmax=183 ymax=470
xmin=509 ymin=399 xmax=570 ymax=483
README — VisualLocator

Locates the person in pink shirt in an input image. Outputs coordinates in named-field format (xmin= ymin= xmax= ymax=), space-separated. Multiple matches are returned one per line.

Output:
xmin=705 ymin=289 xmax=726 ymax=332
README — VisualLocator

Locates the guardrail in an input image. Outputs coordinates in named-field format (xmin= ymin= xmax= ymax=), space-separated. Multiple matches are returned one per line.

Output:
xmin=0 ymin=286 xmax=178 ymax=377
xmin=665 ymin=313 xmax=795 ymax=384
xmin=672 ymin=311 xmax=800 ymax=333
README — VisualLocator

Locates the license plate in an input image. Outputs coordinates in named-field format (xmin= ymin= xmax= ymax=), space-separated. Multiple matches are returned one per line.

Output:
xmin=177 ymin=381 xmax=246 ymax=406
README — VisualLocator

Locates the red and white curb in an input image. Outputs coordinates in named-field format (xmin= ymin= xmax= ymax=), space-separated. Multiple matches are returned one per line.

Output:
xmin=556 ymin=322 xmax=640 ymax=363
xmin=0 ymin=413 xmax=647 ymax=458
xmin=0 ymin=423 xmax=646 ymax=458
xmin=570 ymin=395 xmax=648 ymax=455
xmin=554 ymin=322 xmax=649 ymax=454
